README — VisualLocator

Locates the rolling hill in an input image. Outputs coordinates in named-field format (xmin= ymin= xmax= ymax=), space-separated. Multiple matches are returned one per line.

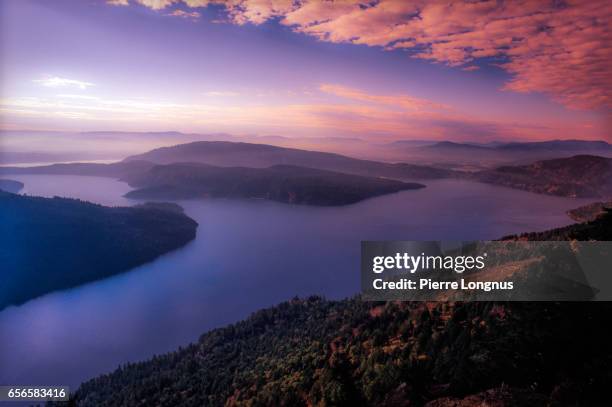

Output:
xmin=123 ymin=141 xmax=457 ymax=180
xmin=5 ymin=143 xmax=611 ymax=200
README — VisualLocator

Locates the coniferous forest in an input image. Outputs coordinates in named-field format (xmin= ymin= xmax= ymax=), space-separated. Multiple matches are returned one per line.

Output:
xmin=64 ymin=211 xmax=612 ymax=406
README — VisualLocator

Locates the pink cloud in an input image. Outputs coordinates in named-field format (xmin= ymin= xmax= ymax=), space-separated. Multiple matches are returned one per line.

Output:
xmin=3 ymin=84 xmax=606 ymax=141
xmin=170 ymin=0 xmax=612 ymax=109
xmin=107 ymin=0 xmax=129 ymax=6
xmin=280 ymin=0 xmax=611 ymax=110
xmin=125 ymin=0 xmax=610 ymax=111
xmin=168 ymin=9 xmax=201 ymax=19
xmin=182 ymin=0 xmax=211 ymax=6
xmin=136 ymin=0 xmax=179 ymax=10
xmin=319 ymin=84 xmax=448 ymax=111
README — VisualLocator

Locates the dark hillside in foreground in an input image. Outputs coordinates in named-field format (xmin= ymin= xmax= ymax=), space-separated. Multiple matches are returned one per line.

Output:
xmin=123 ymin=141 xmax=457 ymax=180
xmin=70 ymin=211 xmax=612 ymax=406
xmin=72 ymin=299 xmax=612 ymax=406
xmin=475 ymin=155 xmax=612 ymax=197
xmin=123 ymin=163 xmax=425 ymax=206
xmin=0 ymin=192 xmax=197 ymax=310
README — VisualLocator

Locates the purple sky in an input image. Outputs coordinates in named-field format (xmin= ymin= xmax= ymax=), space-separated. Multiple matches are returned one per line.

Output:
xmin=0 ymin=0 xmax=610 ymax=142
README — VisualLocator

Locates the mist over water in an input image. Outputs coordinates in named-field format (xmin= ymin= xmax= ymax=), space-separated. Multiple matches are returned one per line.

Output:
xmin=0 ymin=131 xmax=207 ymax=167
xmin=0 ymin=175 xmax=594 ymax=388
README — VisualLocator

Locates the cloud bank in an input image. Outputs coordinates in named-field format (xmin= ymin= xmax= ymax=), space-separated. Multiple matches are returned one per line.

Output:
xmin=111 ymin=0 xmax=612 ymax=111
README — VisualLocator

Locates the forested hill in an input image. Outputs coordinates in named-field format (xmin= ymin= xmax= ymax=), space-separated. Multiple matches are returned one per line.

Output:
xmin=69 ymin=213 xmax=612 ymax=406
xmin=122 ymin=141 xmax=456 ymax=180
xmin=123 ymin=163 xmax=425 ymax=206
xmin=72 ymin=300 xmax=612 ymax=406
xmin=0 ymin=192 xmax=197 ymax=310
xmin=474 ymin=155 xmax=612 ymax=198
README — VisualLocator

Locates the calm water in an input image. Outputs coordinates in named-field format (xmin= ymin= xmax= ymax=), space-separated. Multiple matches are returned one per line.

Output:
xmin=0 ymin=175 xmax=594 ymax=388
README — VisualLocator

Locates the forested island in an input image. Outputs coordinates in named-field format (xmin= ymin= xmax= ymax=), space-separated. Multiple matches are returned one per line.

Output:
xmin=0 ymin=192 xmax=198 ymax=310
xmin=123 ymin=163 xmax=425 ymax=205
xmin=68 ymin=210 xmax=612 ymax=406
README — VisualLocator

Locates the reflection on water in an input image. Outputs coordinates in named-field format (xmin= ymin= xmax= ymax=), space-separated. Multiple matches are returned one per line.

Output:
xmin=0 ymin=175 xmax=594 ymax=388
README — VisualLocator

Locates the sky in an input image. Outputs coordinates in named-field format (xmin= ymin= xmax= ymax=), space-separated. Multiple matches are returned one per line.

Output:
xmin=0 ymin=0 xmax=610 ymax=143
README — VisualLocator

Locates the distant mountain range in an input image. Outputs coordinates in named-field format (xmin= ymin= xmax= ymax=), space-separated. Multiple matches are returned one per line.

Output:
xmin=0 ymin=191 xmax=198 ymax=310
xmin=496 ymin=139 xmax=612 ymax=152
xmin=2 ymin=141 xmax=611 ymax=199
xmin=123 ymin=163 xmax=424 ymax=206
xmin=1 ymin=141 xmax=456 ymax=182
xmin=123 ymin=141 xmax=456 ymax=180
xmin=421 ymin=139 xmax=612 ymax=152
xmin=3 ymin=130 xmax=610 ymax=169
xmin=429 ymin=141 xmax=490 ymax=149
xmin=421 ymin=141 xmax=494 ymax=153
xmin=374 ymin=139 xmax=612 ymax=168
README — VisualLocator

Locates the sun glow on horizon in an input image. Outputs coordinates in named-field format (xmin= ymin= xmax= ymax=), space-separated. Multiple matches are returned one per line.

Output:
xmin=0 ymin=0 xmax=610 ymax=143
